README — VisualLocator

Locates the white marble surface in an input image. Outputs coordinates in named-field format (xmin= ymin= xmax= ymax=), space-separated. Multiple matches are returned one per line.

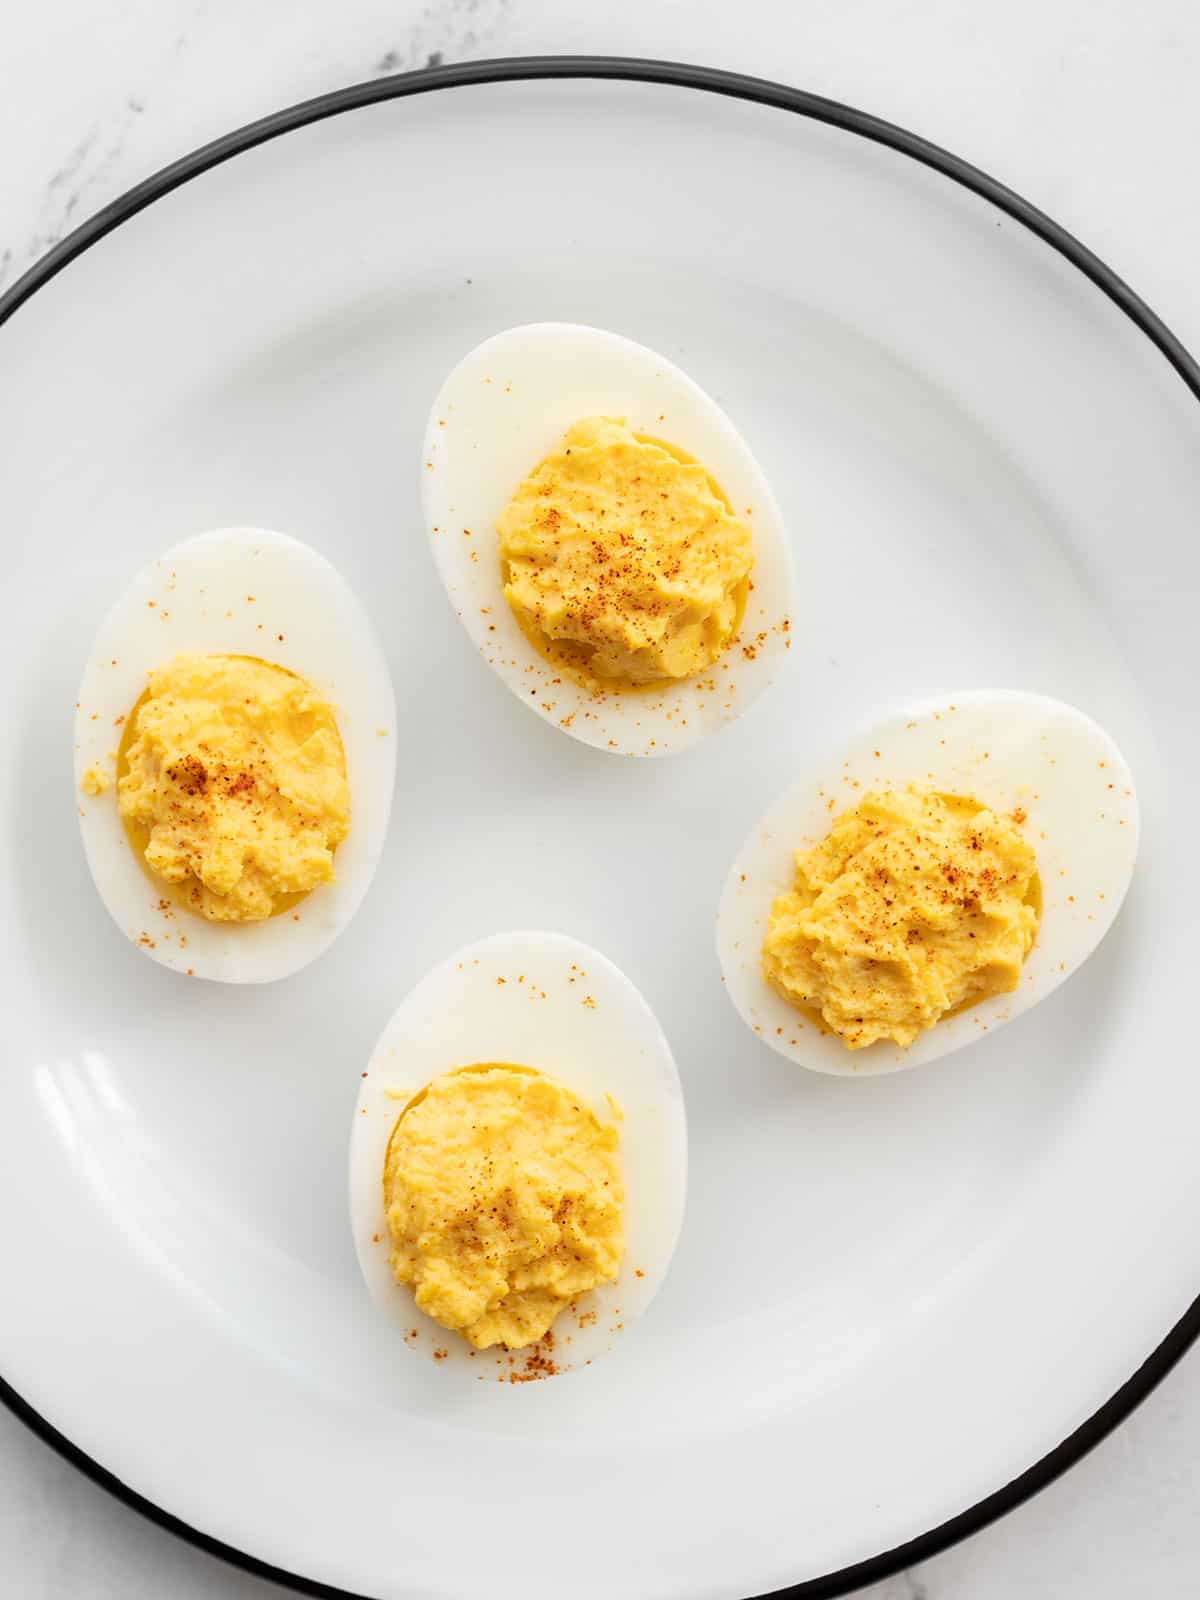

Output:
xmin=3 ymin=1 xmax=1199 ymax=1595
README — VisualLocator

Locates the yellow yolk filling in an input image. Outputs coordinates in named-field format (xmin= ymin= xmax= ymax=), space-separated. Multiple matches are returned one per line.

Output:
xmin=383 ymin=1065 xmax=624 ymax=1350
xmin=497 ymin=416 xmax=753 ymax=687
xmin=117 ymin=653 xmax=349 ymax=923
xmin=79 ymin=764 xmax=111 ymax=797
xmin=762 ymin=787 xmax=1040 ymax=1050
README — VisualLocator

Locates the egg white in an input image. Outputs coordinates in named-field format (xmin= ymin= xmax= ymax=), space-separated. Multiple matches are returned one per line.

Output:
xmin=717 ymin=691 xmax=1139 ymax=1076
xmin=423 ymin=322 xmax=795 ymax=757
xmin=74 ymin=527 xmax=396 ymax=984
xmin=348 ymin=930 xmax=688 ymax=1380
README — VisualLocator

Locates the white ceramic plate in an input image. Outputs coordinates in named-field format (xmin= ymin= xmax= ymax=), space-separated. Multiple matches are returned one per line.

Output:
xmin=1 ymin=58 xmax=1197 ymax=1600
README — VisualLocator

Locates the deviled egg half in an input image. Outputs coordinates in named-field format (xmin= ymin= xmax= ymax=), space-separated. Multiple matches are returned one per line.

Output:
xmin=74 ymin=527 xmax=395 ymax=983
xmin=423 ymin=323 xmax=795 ymax=757
xmin=349 ymin=931 xmax=687 ymax=1382
xmin=718 ymin=691 xmax=1138 ymax=1075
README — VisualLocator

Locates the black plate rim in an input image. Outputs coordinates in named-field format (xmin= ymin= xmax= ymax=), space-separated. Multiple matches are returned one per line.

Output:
xmin=2 ymin=53 xmax=1197 ymax=1600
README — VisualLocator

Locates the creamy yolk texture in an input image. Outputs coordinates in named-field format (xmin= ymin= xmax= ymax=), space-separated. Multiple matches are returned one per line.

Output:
xmin=762 ymin=787 xmax=1040 ymax=1050
xmin=80 ymin=764 xmax=111 ymax=797
xmin=383 ymin=1065 xmax=624 ymax=1350
xmin=497 ymin=416 xmax=753 ymax=686
xmin=117 ymin=653 xmax=349 ymax=922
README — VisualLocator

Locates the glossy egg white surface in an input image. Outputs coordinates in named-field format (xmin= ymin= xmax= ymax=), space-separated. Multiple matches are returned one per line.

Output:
xmin=422 ymin=322 xmax=795 ymax=757
xmin=349 ymin=930 xmax=688 ymax=1380
xmin=74 ymin=527 xmax=396 ymax=984
xmin=718 ymin=691 xmax=1139 ymax=1076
